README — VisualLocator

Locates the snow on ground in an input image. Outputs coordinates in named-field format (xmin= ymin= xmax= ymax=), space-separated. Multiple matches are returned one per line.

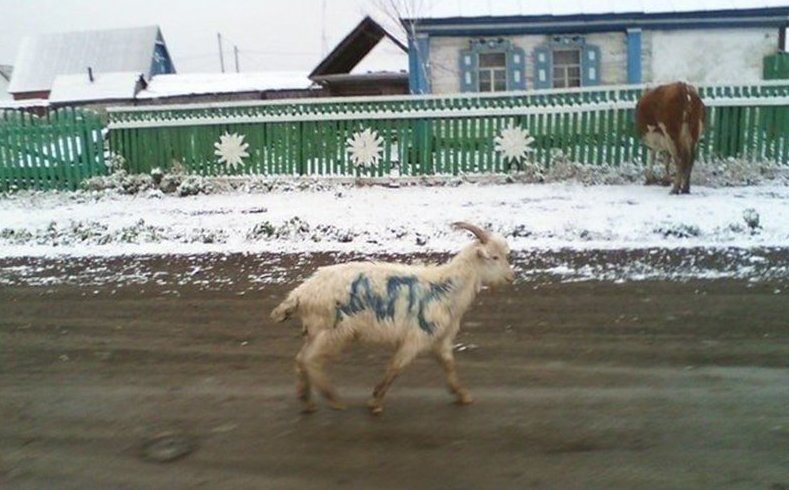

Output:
xmin=1 ymin=182 xmax=787 ymax=257
xmin=2 ymin=181 xmax=789 ymax=286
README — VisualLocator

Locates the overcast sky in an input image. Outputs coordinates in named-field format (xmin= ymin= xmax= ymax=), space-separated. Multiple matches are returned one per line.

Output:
xmin=0 ymin=0 xmax=403 ymax=73
xmin=2 ymin=1 xmax=786 ymax=74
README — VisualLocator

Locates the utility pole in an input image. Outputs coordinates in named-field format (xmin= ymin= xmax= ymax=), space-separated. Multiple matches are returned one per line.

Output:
xmin=217 ymin=32 xmax=225 ymax=73
xmin=234 ymin=45 xmax=240 ymax=73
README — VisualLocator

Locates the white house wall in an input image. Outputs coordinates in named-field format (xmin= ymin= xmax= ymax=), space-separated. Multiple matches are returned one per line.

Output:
xmin=429 ymin=32 xmax=628 ymax=94
xmin=426 ymin=27 xmax=779 ymax=93
xmin=585 ymin=32 xmax=627 ymax=85
xmin=647 ymin=28 xmax=777 ymax=84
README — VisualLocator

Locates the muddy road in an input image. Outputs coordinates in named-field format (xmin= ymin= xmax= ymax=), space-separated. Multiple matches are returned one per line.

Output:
xmin=1 ymin=253 xmax=788 ymax=489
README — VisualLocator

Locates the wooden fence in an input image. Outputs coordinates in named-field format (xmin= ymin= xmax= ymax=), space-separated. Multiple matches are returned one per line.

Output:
xmin=1 ymin=82 xmax=787 ymax=191
xmin=106 ymin=81 xmax=789 ymax=179
xmin=0 ymin=107 xmax=106 ymax=191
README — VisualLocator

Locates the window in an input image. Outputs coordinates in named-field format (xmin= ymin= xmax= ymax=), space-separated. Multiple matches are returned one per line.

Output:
xmin=478 ymin=52 xmax=507 ymax=92
xmin=533 ymin=38 xmax=600 ymax=90
xmin=552 ymin=49 xmax=581 ymax=88
xmin=459 ymin=39 xmax=526 ymax=93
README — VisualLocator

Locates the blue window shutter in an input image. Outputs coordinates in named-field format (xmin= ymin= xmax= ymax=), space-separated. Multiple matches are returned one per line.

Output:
xmin=533 ymin=46 xmax=551 ymax=89
xmin=508 ymin=47 xmax=526 ymax=91
xmin=626 ymin=29 xmax=642 ymax=84
xmin=582 ymin=44 xmax=601 ymax=86
xmin=459 ymin=49 xmax=477 ymax=93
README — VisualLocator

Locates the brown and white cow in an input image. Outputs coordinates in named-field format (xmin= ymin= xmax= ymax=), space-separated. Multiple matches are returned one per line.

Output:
xmin=635 ymin=82 xmax=706 ymax=194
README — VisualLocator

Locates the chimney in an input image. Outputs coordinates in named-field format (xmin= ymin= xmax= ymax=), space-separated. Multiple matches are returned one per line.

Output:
xmin=88 ymin=67 xmax=94 ymax=82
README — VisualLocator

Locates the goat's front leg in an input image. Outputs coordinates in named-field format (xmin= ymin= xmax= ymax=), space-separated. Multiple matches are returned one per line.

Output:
xmin=433 ymin=338 xmax=473 ymax=405
xmin=368 ymin=343 xmax=419 ymax=415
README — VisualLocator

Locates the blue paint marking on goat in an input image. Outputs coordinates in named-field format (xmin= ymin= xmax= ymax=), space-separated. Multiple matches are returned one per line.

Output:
xmin=336 ymin=274 xmax=454 ymax=334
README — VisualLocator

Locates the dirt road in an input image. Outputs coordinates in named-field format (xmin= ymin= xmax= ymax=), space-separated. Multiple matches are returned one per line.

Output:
xmin=1 ymin=254 xmax=788 ymax=489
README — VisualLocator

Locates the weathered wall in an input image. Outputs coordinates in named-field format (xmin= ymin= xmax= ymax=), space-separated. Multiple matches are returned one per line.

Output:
xmin=646 ymin=28 xmax=778 ymax=84
xmin=426 ymin=27 xmax=780 ymax=93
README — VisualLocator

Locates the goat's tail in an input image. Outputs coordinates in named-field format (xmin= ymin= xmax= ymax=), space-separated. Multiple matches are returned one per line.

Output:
xmin=271 ymin=293 xmax=299 ymax=323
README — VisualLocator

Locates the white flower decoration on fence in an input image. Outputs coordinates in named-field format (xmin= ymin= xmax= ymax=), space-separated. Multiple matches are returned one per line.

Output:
xmin=494 ymin=125 xmax=535 ymax=162
xmin=346 ymin=128 xmax=384 ymax=169
xmin=214 ymin=132 xmax=250 ymax=170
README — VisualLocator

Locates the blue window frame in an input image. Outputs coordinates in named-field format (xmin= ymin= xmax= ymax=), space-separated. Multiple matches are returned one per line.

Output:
xmin=534 ymin=36 xmax=600 ymax=89
xmin=460 ymin=39 xmax=525 ymax=93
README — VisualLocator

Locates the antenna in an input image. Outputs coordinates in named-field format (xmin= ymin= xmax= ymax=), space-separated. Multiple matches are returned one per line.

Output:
xmin=321 ymin=0 xmax=328 ymax=56
xmin=217 ymin=32 xmax=226 ymax=73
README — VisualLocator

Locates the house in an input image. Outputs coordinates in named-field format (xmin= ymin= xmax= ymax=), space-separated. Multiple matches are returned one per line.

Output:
xmin=403 ymin=1 xmax=789 ymax=94
xmin=135 ymin=16 xmax=409 ymax=105
xmin=310 ymin=16 xmax=409 ymax=96
xmin=8 ymin=25 xmax=175 ymax=102
xmin=0 ymin=65 xmax=12 ymax=100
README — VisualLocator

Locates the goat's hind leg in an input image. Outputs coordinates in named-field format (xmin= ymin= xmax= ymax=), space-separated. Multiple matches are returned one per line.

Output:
xmin=368 ymin=343 xmax=419 ymax=415
xmin=295 ymin=339 xmax=317 ymax=413
xmin=297 ymin=329 xmax=347 ymax=412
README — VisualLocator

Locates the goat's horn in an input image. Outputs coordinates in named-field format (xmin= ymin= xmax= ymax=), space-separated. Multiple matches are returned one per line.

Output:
xmin=452 ymin=222 xmax=489 ymax=243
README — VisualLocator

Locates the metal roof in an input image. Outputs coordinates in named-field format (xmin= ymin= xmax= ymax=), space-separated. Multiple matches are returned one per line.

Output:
xmin=413 ymin=0 xmax=789 ymax=19
xmin=8 ymin=25 xmax=162 ymax=94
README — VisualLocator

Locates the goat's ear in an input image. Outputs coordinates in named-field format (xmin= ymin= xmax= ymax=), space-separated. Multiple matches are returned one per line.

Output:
xmin=476 ymin=247 xmax=491 ymax=260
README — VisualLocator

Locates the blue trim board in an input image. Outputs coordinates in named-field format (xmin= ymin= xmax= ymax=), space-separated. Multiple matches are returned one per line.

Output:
xmin=408 ymin=7 xmax=789 ymax=36
xmin=626 ymin=29 xmax=642 ymax=84
xmin=408 ymin=35 xmax=430 ymax=94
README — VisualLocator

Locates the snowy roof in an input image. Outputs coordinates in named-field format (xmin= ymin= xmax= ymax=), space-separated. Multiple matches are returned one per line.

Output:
xmin=350 ymin=36 xmax=408 ymax=75
xmin=136 ymin=72 xmax=313 ymax=99
xmin=8 ymin=26 xmax=162 ymax=94
xmin=0 ymin=98 xmax=49 ymax=109
xmin=414 ymin=0 xmax=789 ymax=19
xmin=310 ymin=16 xmax=408 ymax=80
xmin=48 ymin=72 xmax=144 ymax=104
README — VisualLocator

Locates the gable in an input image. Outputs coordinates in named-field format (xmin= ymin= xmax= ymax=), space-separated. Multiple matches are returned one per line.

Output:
xmin=310 ymin=16 xmax=407 ymax=79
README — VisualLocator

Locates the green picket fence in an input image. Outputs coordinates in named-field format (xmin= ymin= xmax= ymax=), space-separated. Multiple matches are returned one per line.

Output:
xmin=0 ymin=107 xmax=107 ymax=191
xmin=106 ymin=81 xmax=789 ymax=179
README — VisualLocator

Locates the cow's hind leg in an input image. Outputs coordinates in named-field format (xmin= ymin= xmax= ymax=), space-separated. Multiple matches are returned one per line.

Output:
xmin=661 ymin=152 xmax=673 ymax=186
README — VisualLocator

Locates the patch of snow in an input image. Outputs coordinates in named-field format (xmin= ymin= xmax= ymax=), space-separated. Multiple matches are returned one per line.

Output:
xmin=137 ymin=72 xmax=313 ymax=99
xmin=49 ymin=71 xmax=143 ymax=103
xmin=1 ymin=181 xmax=789 ymax=259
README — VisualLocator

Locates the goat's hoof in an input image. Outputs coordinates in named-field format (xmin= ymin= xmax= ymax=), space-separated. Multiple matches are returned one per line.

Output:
xmin=328 ymin=401 xmax=347 ymax=411
xmin=455 ymin=392 xmax=474 ymax=405
xmin=367 ymin=399 xmax=384 ymax=415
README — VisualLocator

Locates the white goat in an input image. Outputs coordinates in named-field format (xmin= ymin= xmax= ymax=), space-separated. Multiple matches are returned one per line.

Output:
xmin=270 ymin=222 xmax=515 ymax=414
